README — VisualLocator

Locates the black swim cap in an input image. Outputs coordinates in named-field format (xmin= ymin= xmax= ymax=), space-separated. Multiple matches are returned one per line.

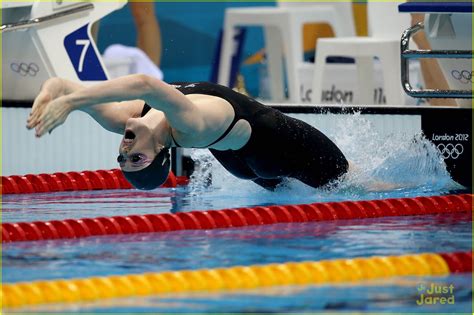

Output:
xmin=122 ymin=148 xmax=171 ymax=190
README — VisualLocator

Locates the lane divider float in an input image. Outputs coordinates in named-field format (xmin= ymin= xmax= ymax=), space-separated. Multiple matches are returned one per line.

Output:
xmin=1 ymin=169 xmax=189 ymax=194
xmin=2 ymin=251 xmax=471 ymax=309
xmin=2 ymin=194 xmax=472 ymax=243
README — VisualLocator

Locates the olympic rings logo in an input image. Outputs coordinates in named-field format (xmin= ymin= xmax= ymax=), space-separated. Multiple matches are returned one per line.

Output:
xmin=10 ymin=62 xmax=39 ymax=77
xmin=437 ymin=143 xmax=464 ymax=160
xmin=451 ymin=70 xmax=473 ymax=84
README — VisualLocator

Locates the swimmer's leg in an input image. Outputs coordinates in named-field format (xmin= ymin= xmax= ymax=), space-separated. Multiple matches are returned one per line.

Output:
xmin=288 ymin=154 xmax=349 ymax=189
xmin=293 ymin=161 xmax=348 ymax=189
xmin=243 ymin=111 xmax=350 ymax=189
xmin=252 ymin=177 xmax=283 ymax=191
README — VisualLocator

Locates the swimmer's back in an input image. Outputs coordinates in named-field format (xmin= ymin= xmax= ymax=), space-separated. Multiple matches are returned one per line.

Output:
xmin=172 ymin=82 xmax=273 ymax=120
xmin=175 ymin=82 xmax=349 ymax=188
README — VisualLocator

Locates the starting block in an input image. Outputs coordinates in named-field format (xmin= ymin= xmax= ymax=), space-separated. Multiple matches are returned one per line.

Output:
xmin=1 ymin=0 xmax=126 ymax=101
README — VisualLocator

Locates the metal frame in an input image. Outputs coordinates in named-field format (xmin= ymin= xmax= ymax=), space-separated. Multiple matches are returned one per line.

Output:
xmin=0 ymin=3 xmax=94 ymax=33
xmin=401 ymin=22 xmax=473 ymax=99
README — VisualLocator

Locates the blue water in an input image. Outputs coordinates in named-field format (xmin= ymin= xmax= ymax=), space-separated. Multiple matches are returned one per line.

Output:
xmin=2 ymin=213 xmax=472 ymax=313
xmin=3 ymin=213 xmax=472 ymax=283
xmin=1 ymin=185 xmax=467 ymax=224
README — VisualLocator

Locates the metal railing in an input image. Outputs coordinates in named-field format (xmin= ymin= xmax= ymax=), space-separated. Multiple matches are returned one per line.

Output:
xmin=400 ymin=22 xmax=473 ymax=99
xmin=0 ymin=2 xmax=94 ymax=33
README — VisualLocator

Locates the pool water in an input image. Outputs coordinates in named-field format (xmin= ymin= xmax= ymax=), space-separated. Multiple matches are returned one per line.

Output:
xmin=2 ymin=116 xmax=472 ymax=313
xmin=2 ymin=210 xmax=472 ymax=312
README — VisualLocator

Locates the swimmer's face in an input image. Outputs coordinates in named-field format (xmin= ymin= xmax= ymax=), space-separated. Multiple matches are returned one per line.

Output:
xmin=118 ymin=117 xmax=156 ymax=172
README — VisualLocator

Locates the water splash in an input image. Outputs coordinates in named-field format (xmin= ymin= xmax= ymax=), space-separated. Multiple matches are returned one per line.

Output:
xmin=329 ymin=112 xmax=459 ymax=193
xmin=186 ymin=113 xmax=461 ymax=208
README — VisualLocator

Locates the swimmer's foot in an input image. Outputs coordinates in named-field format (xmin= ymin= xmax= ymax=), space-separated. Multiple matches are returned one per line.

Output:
xmin=365 ymin=180 xmax=401 ymax=192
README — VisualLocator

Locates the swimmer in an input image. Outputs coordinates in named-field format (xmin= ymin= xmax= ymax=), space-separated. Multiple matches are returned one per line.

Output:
xmin=27 ymin=76 xmax=349 ymax=190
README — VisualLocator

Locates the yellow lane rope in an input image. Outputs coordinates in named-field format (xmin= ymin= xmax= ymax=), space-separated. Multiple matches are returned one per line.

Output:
xmin=2 ymin=252 xmax=452 ymax=309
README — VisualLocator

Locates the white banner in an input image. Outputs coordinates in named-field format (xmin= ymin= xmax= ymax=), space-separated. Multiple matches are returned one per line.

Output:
xmin=298 ymin=60 xmax=425 ymax=105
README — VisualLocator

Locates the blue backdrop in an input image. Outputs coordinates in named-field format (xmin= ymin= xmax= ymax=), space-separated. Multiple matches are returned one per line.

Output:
xmin=97 ymin=1 xmax=275 ymax=87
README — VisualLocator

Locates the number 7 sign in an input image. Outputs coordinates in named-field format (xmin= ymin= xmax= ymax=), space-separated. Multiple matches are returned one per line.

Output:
xmin=64 ymin=25 xmax=107 ymax=81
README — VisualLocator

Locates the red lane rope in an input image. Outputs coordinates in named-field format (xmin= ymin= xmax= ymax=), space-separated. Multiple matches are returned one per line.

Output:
xmin=2 ymin=194 xmax=472 ymax=243
xmin=1 ymin=169 xmax=190 ymax=194
xmin=439 ymin=252 xmax=473 ymax=273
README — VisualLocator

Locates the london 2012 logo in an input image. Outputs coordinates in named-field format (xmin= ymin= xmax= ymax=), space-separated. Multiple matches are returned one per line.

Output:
xmin=437 ymin=143 xmax=464 ymax=160
xmin=432 ymin=133 xmax=468 ymax=160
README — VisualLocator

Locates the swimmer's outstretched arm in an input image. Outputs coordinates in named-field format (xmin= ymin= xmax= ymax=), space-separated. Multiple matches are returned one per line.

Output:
xmin=28 ymin=77 xmax=144 ymax=135
xmin=30 ymin=75 xmax=202 ymax=137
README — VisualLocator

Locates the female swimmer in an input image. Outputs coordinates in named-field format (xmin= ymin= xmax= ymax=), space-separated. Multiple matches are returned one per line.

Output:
xmin=27 ymin=76 xmax=349 ymax=190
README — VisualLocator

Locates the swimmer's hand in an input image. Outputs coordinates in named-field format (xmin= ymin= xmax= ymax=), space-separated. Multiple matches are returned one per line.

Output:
xmin=33 ymin=97 xmax=73 ymax=137
xmin=27 ymin=78 xmax=66 ymax=131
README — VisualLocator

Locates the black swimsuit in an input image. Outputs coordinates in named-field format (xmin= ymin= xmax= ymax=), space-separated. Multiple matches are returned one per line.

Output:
xmin=142 ymin=82 xmax=349 ymax=190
